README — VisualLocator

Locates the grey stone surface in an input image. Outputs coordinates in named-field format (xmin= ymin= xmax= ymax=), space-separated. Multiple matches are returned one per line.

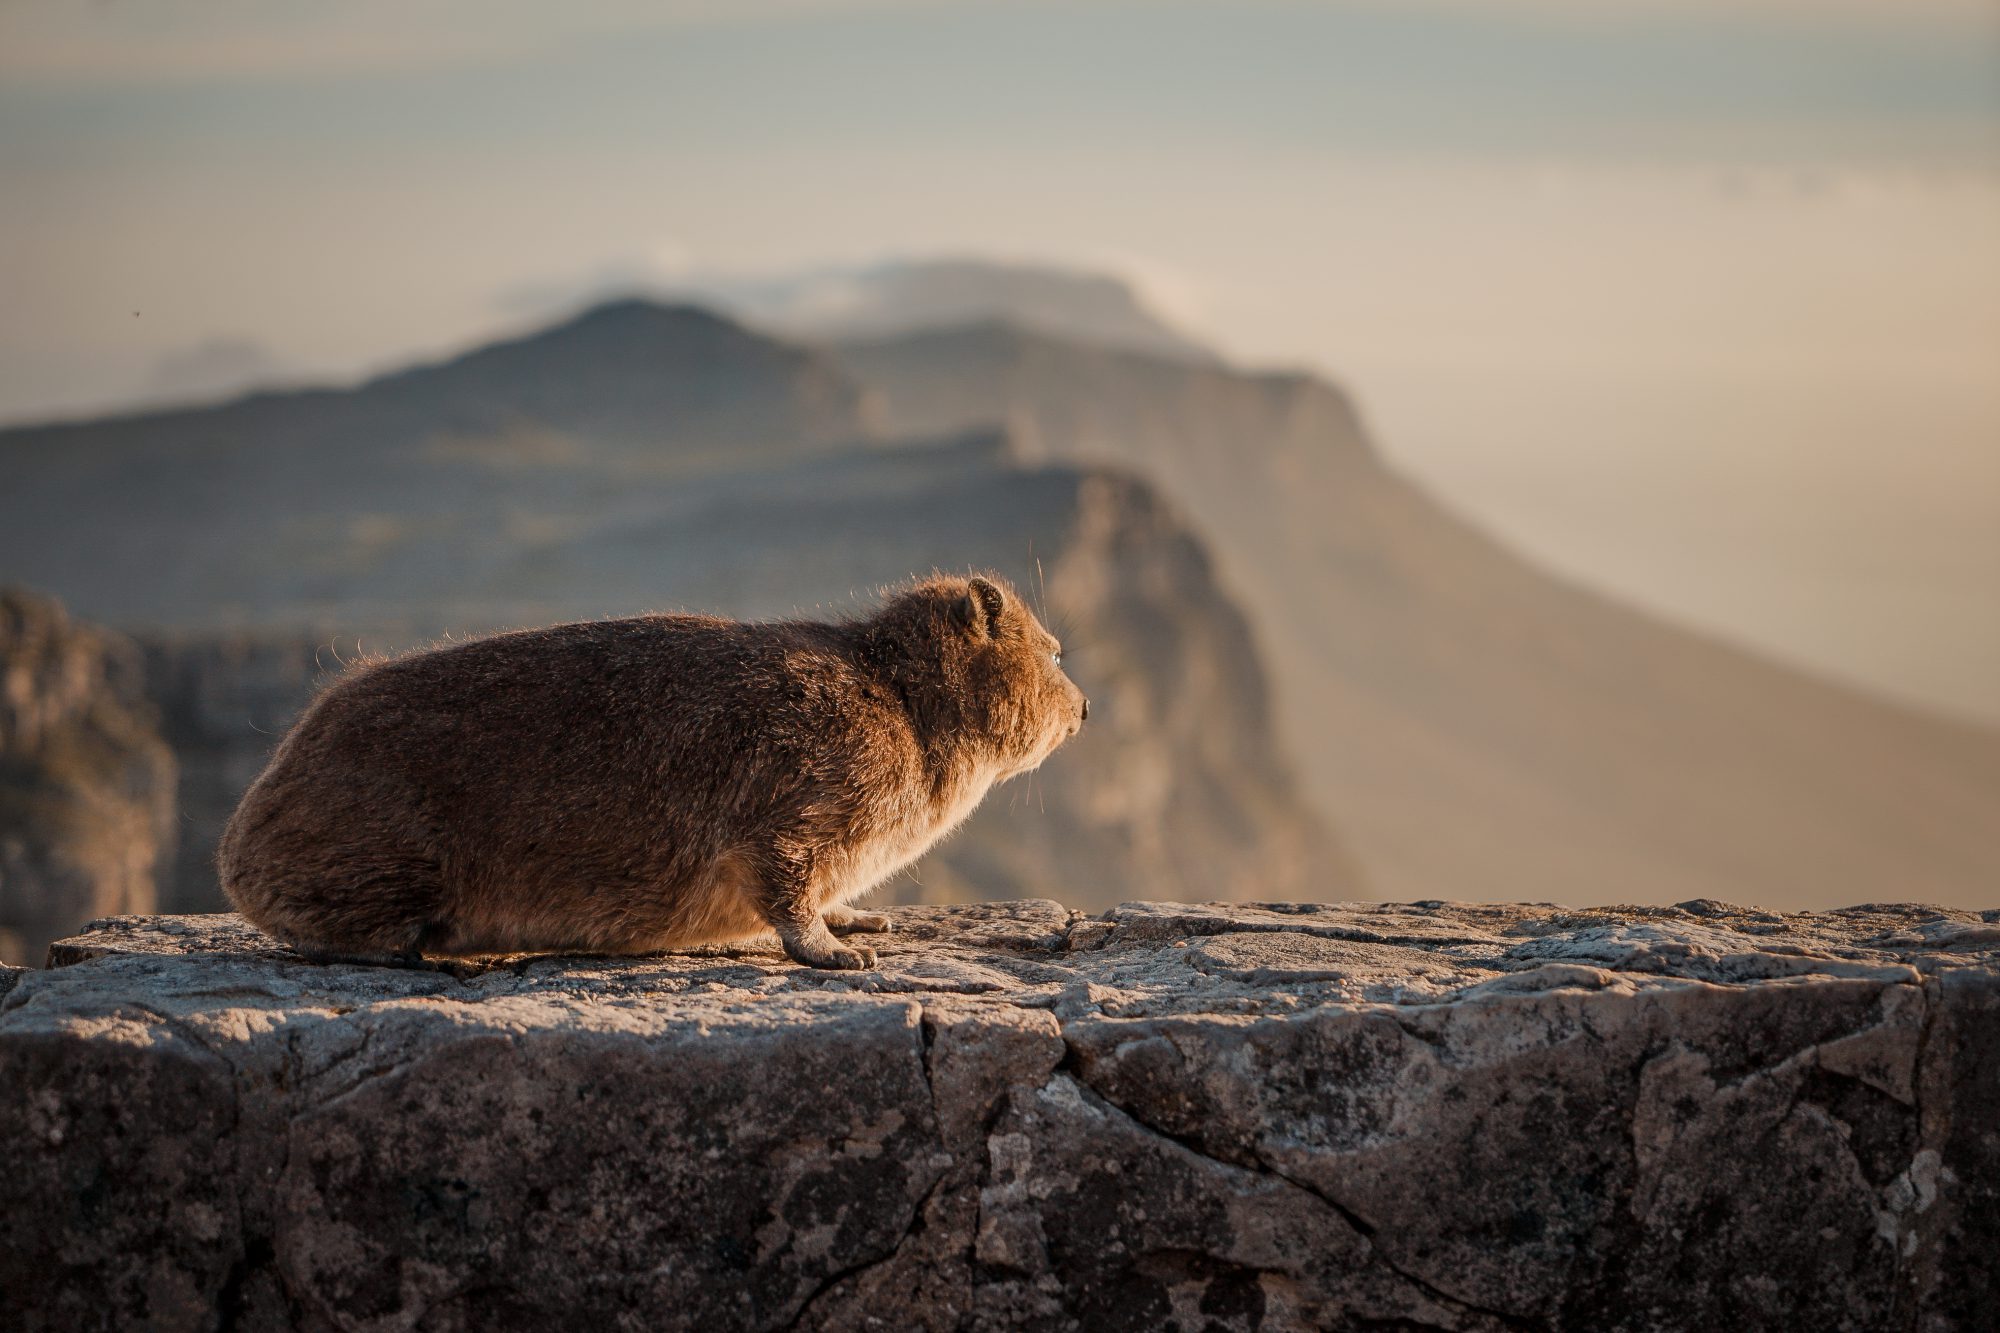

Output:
xmin=4 ymin=898 xmax=1996 ymax=1330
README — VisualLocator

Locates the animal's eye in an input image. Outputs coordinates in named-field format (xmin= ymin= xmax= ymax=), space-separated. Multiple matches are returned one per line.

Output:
xmin=1051 ymin=650 xmax=1063 ymax=667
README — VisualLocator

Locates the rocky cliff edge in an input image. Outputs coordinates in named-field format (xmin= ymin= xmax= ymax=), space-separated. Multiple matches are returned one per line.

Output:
xmin=3 ymin=898 xmax=1996 ymax=1330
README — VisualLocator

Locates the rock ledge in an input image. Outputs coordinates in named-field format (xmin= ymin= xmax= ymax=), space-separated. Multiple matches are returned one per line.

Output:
xmin=3 ymin=898 xmax=1996 ymax=1330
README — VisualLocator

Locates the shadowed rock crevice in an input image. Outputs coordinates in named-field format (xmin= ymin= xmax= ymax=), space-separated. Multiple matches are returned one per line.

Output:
xmin=3 ymin=898 xmax=1995 ymax=1331
xmin=1052 ymin=1042 xmax=1537 ymax=1333
xmin=785 ymin=1171 xmax=948 ymax=1332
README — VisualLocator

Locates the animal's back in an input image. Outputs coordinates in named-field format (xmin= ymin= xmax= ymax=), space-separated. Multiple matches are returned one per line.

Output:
xmin=216 ymin=574 xmax=1086 ymax=969
xmin=218 ymin=613 xmax=854 ymax=956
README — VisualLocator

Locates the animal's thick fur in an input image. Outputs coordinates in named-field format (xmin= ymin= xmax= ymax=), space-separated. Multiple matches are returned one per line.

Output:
xmin=218 ymin=573 xmax=1085 ymax=969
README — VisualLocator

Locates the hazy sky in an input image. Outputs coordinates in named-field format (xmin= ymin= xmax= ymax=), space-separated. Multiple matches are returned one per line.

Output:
xmin=3 ymin=0 xmax=1997 ymax=722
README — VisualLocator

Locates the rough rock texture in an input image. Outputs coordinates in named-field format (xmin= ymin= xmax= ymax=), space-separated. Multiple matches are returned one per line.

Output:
xmin=4 ymin=899 xmax=1996 ymax=1331
xmin=0 ymin=588 xmax=176 ymax=964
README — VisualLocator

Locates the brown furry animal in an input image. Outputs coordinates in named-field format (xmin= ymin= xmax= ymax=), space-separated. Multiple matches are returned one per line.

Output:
xmin=219 ymin=574 xmax=1085 ymax=969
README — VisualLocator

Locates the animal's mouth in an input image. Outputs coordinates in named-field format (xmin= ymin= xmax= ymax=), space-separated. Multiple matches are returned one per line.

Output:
xmin=1003 ymin=724 xmax=1076 ymax=779
xmin=1000 ymin=754 xmax=1043 ymax=780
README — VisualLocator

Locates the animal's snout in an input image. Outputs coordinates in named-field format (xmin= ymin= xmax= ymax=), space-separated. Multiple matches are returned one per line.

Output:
xmin=1080 ymin=697 xmax=1090 ymax=722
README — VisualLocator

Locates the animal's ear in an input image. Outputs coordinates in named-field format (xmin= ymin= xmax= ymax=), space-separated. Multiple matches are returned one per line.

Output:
xmin=950 ymin=577 xmax=1007 ymax=637
xmin=971 ymin=576 xmax=1006 ymax=633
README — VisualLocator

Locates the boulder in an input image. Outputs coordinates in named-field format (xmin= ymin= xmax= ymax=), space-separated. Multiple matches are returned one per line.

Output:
xmin=3 ymin=899 xmax=1995 ymax=1330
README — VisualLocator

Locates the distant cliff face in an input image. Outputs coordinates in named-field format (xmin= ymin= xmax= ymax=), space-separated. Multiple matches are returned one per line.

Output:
xmin=834 ymin=322 xmax=2000 ymax=913
xmin=22 ymin=287 xmax=1991 ymax=919
xmin=0 ymin=590 xmax=175 ymax=963
xmin=118 ymin=425 xmax=1347 ymax=915
xmin=0 ymin=297 xmax=1348 ymax=918
xmin=138 ymin=637 xmax=331 ymax=916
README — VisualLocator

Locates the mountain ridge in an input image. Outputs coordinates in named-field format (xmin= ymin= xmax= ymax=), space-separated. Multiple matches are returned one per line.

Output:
xmin=833 ymin=314 xmax=2000 ymax=910
xmin=672 ymin=257 xmax=1222 ymax=368
xmin=0 ymin=333 xmax=1352 ymax=927
xmin=3 ymin=295 xmax=1994 ymax=911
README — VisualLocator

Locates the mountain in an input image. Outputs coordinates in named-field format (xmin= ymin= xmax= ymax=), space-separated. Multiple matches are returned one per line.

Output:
xmin=130 ymin=427 xmax=1344 ymax=916
xmin=0 ymin=589 xmax=175 ymax=964
xmin=0 ymin=302 xmax=879 ymax=629
xmin=834 ymin=321 xmax=2000 ymax=911
xmin=689 ymin=258 xmax=1219 ymax=365
xmin=0 ymin=307 xmax=1345 ymax=921
xmin=8 ymin=292 xmax=1995 ymax=917
xmin=361 ymin=300 xmax=876 ymax=456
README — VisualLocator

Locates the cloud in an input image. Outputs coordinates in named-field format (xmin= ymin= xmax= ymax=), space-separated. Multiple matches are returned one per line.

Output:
xmin=139 ymin=336 xmax=290 ymax=407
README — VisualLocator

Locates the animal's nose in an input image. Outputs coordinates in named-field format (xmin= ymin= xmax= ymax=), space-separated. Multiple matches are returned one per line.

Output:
xmin=1080 ymin=697 xmax=1090 ymax=722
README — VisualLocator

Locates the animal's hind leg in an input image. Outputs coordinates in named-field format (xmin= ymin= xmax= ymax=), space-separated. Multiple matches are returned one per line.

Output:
xmin=296 ymin=944 xmax=433 ymax=970
xmin=294 ymin=940 xmax=484 ymax=976
xmin=258 ymin=853 xmax=450 ymax=966
xmin=287 ymin=909 xmax=433 ymax=969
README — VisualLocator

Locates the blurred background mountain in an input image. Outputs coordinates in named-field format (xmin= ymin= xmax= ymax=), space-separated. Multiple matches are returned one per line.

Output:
xmin=0 ymin=589 xmax=176 ymax=964
xmin=3 ymin=1 xmax=1995 ymax=960
xmin=0 ymin=286 xmax=1365 ymax=961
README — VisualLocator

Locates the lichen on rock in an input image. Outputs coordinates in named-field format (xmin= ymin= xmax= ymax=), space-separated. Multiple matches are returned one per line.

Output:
xmin=3 ymin=897 xmax=1995 ymax=1330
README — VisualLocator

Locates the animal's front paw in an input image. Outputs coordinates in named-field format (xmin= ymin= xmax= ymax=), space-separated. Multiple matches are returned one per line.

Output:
xmin=777 ymin=918 xmax=880 ymax=970
xmin=813 ymin=943 xmax=878 ymax=971
xmin=830 ymin=910 xmax=894 ymax=935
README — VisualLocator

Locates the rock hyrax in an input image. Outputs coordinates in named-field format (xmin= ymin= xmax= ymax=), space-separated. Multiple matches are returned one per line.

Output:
xmin=219 ymin=574 xmax=1086 ymax=969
